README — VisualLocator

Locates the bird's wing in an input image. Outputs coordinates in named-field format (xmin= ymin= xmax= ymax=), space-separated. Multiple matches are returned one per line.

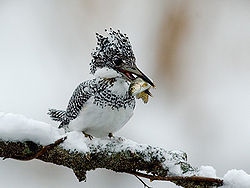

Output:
xmin=65 ymin=80 xmax=93 ymax=121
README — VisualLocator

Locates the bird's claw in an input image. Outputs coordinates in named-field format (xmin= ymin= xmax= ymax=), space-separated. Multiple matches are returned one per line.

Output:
xmin=108 ymin=133 xmax=114 ymax=138
xmin=108 ymin=133 xmax=124 ymax=142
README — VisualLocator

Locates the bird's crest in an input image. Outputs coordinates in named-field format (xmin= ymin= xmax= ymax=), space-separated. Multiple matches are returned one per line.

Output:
xmin=90 ymin=28 xmax=135 ymax=74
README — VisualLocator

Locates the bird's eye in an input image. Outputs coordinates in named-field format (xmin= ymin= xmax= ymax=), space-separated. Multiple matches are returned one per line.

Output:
xmin=114 ymin=59 xmax=123 ymax=66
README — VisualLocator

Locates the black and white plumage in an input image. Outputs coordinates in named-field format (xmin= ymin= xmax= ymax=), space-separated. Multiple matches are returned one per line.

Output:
xmin=48 ymin=29 xmax=154 ymax=138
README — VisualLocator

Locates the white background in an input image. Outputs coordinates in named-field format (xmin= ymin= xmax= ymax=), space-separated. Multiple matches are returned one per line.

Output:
xmin=0 ymin=0 xmax=249 ymax=187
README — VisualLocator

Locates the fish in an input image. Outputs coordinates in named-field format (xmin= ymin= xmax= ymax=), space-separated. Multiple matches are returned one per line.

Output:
xmin=129 ymin=78 xmax=154 ymax=103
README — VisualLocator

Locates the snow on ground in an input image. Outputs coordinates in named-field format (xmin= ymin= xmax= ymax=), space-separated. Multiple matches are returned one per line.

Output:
xmin=0 ymin=112 xmax=250 ymax=187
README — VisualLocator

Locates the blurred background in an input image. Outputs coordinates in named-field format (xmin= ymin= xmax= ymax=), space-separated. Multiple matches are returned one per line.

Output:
xmin=0 ymin=0 xmax=249 ymax=187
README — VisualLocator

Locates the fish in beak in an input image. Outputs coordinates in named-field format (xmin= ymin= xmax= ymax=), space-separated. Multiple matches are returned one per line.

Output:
xmin=117 ymin=65 xmax=155 ymax=87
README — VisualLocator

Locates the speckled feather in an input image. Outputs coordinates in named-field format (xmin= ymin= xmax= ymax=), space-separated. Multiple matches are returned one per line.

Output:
xmin=90 ymin=28 xmax=136 ymax=74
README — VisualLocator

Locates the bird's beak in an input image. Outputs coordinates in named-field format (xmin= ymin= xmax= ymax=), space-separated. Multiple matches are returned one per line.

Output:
xmin=118 ymin=65 xmax=155 ymax=87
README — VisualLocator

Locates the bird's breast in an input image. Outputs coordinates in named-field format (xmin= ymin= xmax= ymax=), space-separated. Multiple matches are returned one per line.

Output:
xmin=93 ymin=79 xmax=135 ymax=110
xmin=69 ymin=96 xmax=134 ymax=137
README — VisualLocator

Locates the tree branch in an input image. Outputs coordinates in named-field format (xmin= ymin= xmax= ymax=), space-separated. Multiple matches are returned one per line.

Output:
xmin=0 ymin=136 xmax=223 ymax=188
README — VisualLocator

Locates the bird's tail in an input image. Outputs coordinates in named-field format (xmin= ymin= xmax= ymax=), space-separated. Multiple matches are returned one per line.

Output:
xmin=47 ymin=109 xmax=66 ymax=122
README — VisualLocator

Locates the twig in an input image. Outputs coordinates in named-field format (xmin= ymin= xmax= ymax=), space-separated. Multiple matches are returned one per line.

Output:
xmin=4 ymin=136 xmax=67 ymax=161
xmin=128 ymin=171 xmax=223 ymax=187
xmin=135 ymin=175 xmax=152 ymax=188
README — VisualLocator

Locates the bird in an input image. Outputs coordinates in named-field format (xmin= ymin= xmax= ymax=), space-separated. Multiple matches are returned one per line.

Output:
xmin=48 ymin=28 xmax=154 ymax=138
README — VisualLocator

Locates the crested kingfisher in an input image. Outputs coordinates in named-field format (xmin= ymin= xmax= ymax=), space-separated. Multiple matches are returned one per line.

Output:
xmin=48 ymin=29 xmax=154 ymax=138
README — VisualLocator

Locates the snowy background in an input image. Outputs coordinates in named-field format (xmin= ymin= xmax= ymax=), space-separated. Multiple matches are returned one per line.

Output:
xmin=0 ymin=0 xmax=250 ymax=187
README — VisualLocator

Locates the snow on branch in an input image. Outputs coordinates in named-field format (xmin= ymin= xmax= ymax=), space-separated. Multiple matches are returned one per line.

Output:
xmin=0 ymin=113 xmax=248 ymax=187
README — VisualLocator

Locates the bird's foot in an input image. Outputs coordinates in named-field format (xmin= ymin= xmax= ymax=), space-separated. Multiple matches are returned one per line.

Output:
xmin=82 ymin=131 xmax=93 ymax=140
xmin=108 ymin=133 xmax=124 ymax=142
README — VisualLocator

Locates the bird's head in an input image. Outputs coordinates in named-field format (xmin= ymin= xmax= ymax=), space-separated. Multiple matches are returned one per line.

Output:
xmin=90 ymin=28 xmax=154 ymax=87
